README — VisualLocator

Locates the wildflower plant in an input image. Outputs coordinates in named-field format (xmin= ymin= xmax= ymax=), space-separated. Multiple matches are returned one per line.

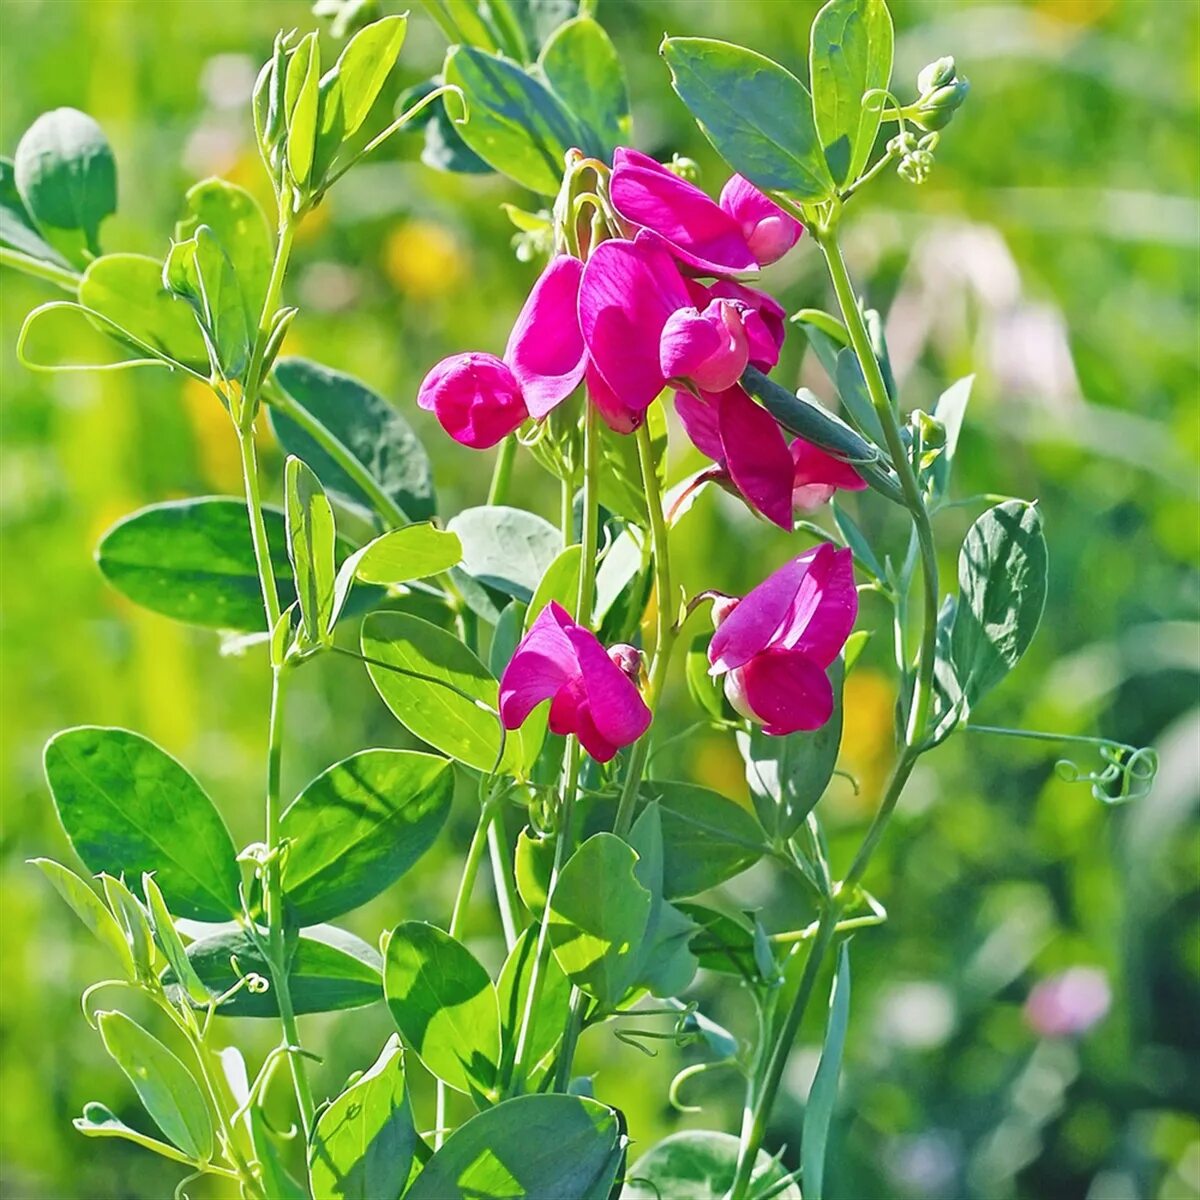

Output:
xmin=1 ymin=1 xmax=1157 ymax=1197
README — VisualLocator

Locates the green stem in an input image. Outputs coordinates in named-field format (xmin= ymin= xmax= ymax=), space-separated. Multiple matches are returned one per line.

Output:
xmin=613 ymin=422 xmax=675 ymax=838
xmin=0 ymin=246 xmax=80 ymax=291
xmin=487 ymin=816 xmax=520 ymax=950
xmin=488 ymin=434 xmax=518 ymax=506
xmin=262 ymin=664 xmax=315 ymax=1139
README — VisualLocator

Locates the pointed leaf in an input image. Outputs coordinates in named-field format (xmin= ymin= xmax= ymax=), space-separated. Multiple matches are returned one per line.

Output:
xmin=353 ymin=524 xmax=462 ymax=586
xmin=802 ymin=942 xmax=852 ymax=1200
xmin=624 ymin=1130 xmax=799 ymax=1200
xmin=29 ymin=858 xmax=134 ymax=978
xmin=286 ymin=457 xmax=338 ymax=644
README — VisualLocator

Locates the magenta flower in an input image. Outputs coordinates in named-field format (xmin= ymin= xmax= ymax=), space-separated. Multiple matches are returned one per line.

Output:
xmin=688 ymin=279 xmax=786 ymax=372
xmin=499 ymin=601 xmax=652 ymax=763
xmin=1024 ymin=968 xmax=1111 ymax=1038
xmin=718 ymin=174 xmax=804 ymax=265
xmin=579 ymin=234 xmax=752 ymax=431
xmin=609 ymin=149 xmax=803 ymax=275
xmin=708 ymin=544 xmax=858 ymax=734
xmin=791 ymin=439 xmax=868 ymax=510
xmin=417 ymin=352 xmax=528 ymax=450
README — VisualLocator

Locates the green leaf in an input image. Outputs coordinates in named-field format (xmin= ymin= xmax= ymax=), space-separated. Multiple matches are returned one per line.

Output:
xmin=538 ymin=17 xmax=630 ymax=158
xmin=801 ymin=941 xmax=851 ymax=1200
xmin=489 ymin=599 xmax=527 ymax=678
xmin=505 ymin=0 xmax=581 ymax=58
xmin=271 ymin=357 xmax=436 ymax=522
xmin=949 ymin=501 xmax=1048 ymax=710
xmin=383 ymin=920 xmax=501 ymax=1097
xmin=930 ymin=374 xmax=973 ymax=497
xmin=737 ymin=657 xmax=845 ymax=840
xmin=685 ymin=634 xmax=727 ymax=722
xmin=623 ymin=1130 xmax=799 ymax=1200
xmin=596 ymin=404 xmax=666 ymax=528
xmin=286 ymin=32 xmax=322 ymax=186
xmin=286 ymin=457 xmax=338 ymax=645
xmin=142 ymin=874 xmax=209 ymax=1005
xmin=637 ymin=781 xmax=766 ymax=898
xmin=834 ymin=347 xmax=886 ymax=445
xmin=309 ymin=1034 xmax=418 ymax=1200
xmin=495 ymin=925 xmax=570 ymax=1088
xmin=526 ymin=542 xmax=582 ymax=626
xmin=14 ymin=108 xmax=116 ymax=259
xmin=443 ymin=44 xmax=581 ymax=195
xmin=448 ymin=505 xmax=562 ymax=604
xmin=354 ymin=524 xmax=462 ymax=585
xmin=0 ymin=157 xmax=72 ymax=267
xmin=169 ymin=925 xmax=382 ymax=1016
xmin=29 ymin=858 xmax=134 ymax=978
xmin=810 ymin=0 xmax=894 ymax=186
xmin=79 ymin=253 xmax=210 ymax=372
xmin=832 ymin=501 xmax=884 ymax=582
xmin=96 ymin=1010 xmax=213 ymax=1161
xmin=404 ymin=1094 xmax=624 ymax=1200
xmin=661 ymin=37 xmax=833 ymax=201
xmin=280 ymin=750 xmax=453 ymax=924
xmin=676 ymin=903 xmax=760 ymax=981
xmin=99 ymin=874 xmax=156 ymax=981
xmin=96 ymin=497 xmax=296 ymax=632
xmin=73 ymin=1101 xmax=193 ymax=1165
xmin=548 ymin=833 xmax=651 ymax=1007
xmin=43 ymin=727 xmax=240 ymax=922
xmin=361 ymin=611 xmax=516 ymax=774
xmin=514 ymin=826 xmax=552 ymax=915
xmin=251 ymin=1108 xmax=310 ymax=1200
xmin=175 ymin=177 xmax=273 ymax=319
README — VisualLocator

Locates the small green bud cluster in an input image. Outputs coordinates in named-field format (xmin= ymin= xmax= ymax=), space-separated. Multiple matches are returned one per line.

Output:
xmin=889 ymin=130 xmax=940 ymax=185
xmin=665 ymin=155 xmax=702 ymax=184
xmin=912 ymin=55 xmax=970 ymax=132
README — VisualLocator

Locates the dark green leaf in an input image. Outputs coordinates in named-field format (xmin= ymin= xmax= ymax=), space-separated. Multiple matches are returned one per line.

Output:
xmin=14 ymin=108 xmax=116 ymax=258
xmin=661 ymin=37 xmax=833 ymax=201
xmin=950 ymin=501 xmax=1048 ymax=709
xmin=496 ymin=926 xmax=570 ymax=1088
xmin=623 ymin=1130 xmax=799 ymax=1200
xmin=737 ymin=657 xmax=845 ymax=840
xmin=96 ymin=1010 xmax=213 ymax=1161
xmin=309 ymin=1034 xmax=418 ymax=1200
xmin=489 ymin=599 xmax=527 ymax=678
xmin=548 ymin=832 xmax=651 ymax=1006
xmin=383 ymin=920 xmax=501 ymax=1097
xmin=404 ymin=1094 xmax=624 ymax=1200
xmin=271 ymin=357 xmax=436 ymax=522
xmin=285 ymin=457 xmax=338 ymax=644
xmin=448 ymin=506 xmax=562 ymax=603
xmin=506 ymin=0 xmax=580 ymax=57
xmin=0 ymin=157 xmax=72 ymax=267
xmin=443 ymin=44 xmax=581 ymax=195
xmin=810 ymin=0 xmax=893 ymax=186
xmin=280 ymin=750 xmax=453 ymax=924
xmin=96 ymin=497 xmax=295 ymax=632
xmin=169 ymin=925 xmax=382 ymax=1016
xmin=834 ymin=347 xmax=885 ymax=445
xmin=538 ymin=17 xmax=630 ymax=158
xmin=832 ymin=501 xmax=884 ymax=582
xmin=676 ymin=904 xmax=760 ymax=981
xmin=43 ymin=727 xmax=240 ymax=922
xmin=29 ymin=858 xmax=134 ymax=978
xmin=801 ymin=942 xmax=851 ymax=1200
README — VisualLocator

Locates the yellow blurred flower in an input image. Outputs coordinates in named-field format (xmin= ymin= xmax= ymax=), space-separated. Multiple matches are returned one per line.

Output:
xmin=838 ymin=668 xmax=897 ymax=812
xmin=181 ymin=378 xmax=270 ymax=493
xmin=384 ymin=219 xmax=467 ymax=300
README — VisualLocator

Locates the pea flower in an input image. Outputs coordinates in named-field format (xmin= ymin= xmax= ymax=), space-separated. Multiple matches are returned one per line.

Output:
xmin=675 ymin=387 xmax=866 ymax=529
xmin=708 ymin=544 xmax=858 ymax=734
xmin=609 ymin=148 xmax=803 ymax=274
xmin=499 ymin=601 xmax=651 ymax=763
xmin=417 ymin=255 xmax=586 ymax=448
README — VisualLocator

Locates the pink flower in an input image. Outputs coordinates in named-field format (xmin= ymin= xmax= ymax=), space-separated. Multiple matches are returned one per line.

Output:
xmin=718 ymin=174 xmax=804 ymax=265
xmin=708 ymin=544 xmax=858 ymax=734
xmin=417 ymin=255 xmax=586 ymax=447
xmin=499 ymin=601 xmax=652 ymax=763
xmin=675 ymin=387 xmax=867 ymax=529
xmin=417 ymin=352 xmax=528 ymax=450
xmin=688 ymin=279 xmax=786 ymax=372
xmin=1024 ymin=968 xmax=1112 ymax=1038
xmin=579 ymin=234 xmax=752 ymax=431
xmin=609 ymin=150 xmax=803 ymax=275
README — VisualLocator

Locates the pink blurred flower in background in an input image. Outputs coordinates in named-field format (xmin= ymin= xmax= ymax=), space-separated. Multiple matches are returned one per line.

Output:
xmin=1024 ymin=967 xmax=1112 ymax=1038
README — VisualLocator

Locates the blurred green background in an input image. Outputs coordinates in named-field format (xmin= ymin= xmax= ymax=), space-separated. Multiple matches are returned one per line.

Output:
xmin=1 ymin=0 xmax=1197 ymax=1197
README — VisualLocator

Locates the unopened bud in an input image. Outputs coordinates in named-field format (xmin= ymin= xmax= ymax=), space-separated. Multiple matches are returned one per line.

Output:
xmin=917 ymin=56 xmax=957 ymax=94
xmin=608 ymin=643 xmax=644 ymax=684
xmin=665 ymin=155 xmax=701 ymax=184
xmin=710 ymin=594 xmax=740 ymax=628
xmin=912 ymin=78 xmax=970 ymax=132
xmin=913 ymin=409 xmax=946 ymax=450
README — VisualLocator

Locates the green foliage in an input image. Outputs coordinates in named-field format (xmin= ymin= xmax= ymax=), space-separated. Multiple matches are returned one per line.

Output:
xmin=29 ymin=859 xmax=135 ymax=979
xmin=448 ymin=505 xmax=562 ymax=603
xmin=285 ymin=456 xmax=338 ymax=644
xmin=352 ymin=524 xmax=462 ymax=585
xmin=801 ymin=942 xmax=851 ymax=1200
xmin=624 ymin=1131 xmax=800 ymax=1200
xmin=495 ymin=926 xmax=570 ymax=1086
xmin=538 ymin=17 xmax=630 ymax=159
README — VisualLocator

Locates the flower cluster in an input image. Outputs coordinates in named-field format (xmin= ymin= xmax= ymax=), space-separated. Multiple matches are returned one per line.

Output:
xmin=419 ymin=147 xmax=869 ymax=758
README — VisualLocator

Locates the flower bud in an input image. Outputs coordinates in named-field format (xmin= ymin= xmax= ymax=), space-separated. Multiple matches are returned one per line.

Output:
xmin=917 ymin=56 xmax=957 ymax=94
xmin=665 ymin=154 xmax=702 ymax=183
xmin=416 ymin=352 xmax=529 ymax=449
xmin=607 ymin=643 xmax=644 ymax=684
xmin=660 ymin=299 xmax=750 ymax=394
xmin=912 ymin=78 xmax=970 ymax=132
xmin=709 ymin=594 xmax=740 ymax=628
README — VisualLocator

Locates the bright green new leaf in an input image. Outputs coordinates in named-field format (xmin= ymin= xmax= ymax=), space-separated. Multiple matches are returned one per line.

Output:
xmin=309 ymin=1034 xmax=418 ymax=1200
xmin=548 ymin=832 xmax=652 ymax=1007
xmin=802 ymin=942 xmax=852 ymax=1200
xmin=280 ymin=750 xmax=453 ymax=924
xmin=525 ymin=543 xmax=582 ymax=627
xmin=98 ymin=874 xmax=156 ymax=981
xmin=43 ymin=726 xmax=241 ymax=922
xmin=623 ymin=1130 xmax=800 ymax=1200
xmin=285 ymin=457 xmax=338 ymax=645
xmin=96 ymin=1010 xmax=213 ymax=1162
xmin=354 ymin=524 xmax=462 ymax=585
xmin=685 ymin=634 xmax=727 ymax=721
xmin=384 ymin=921 xmax=501 ymax=1097
xmin=142 ymin=874 xmax=209 ymax=1005
xmin=538 ymin=16 xmax=630 ymax=157
xmin=448 ymin=505 xmax=562 ymax=603
xmin=29 ymin=858 xmax=134 ymax=979
xmin=810 ymin=0 xmax=894 ymax=186
xmin=14 ymin=107 xmax=116 ymax=259
xmin=404 ymin=1094 xmax=625 ymax=1200
xmin=661 ymin=37 xmax=833 ymax=201
xmin=286 ymin=32 xmax=322 ymax=186
xmin=930 ymin=374 xmax=973 ymax=497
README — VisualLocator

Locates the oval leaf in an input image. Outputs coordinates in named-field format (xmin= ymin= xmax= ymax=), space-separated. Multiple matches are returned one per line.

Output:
xmin=623 ymin=1130 xmax=799 ymax=1200
xmin=43 ymin=727 xmax=240 ymax=922
xmin=286 ymin=456 xmax=338 ymax=644
xmin=354 ymin=524 xmax=462 ymax=586
xmin=280 ymin=750 xmax=453 ymax=924
xmin=448 ymin=505 xmax=562 ymax=603
xmin=538 ymin=16 xmax=630 ymax=158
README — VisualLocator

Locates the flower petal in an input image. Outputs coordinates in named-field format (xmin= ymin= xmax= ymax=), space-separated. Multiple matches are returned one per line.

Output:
xmin=586 ymin=359 xmax=640 ymax=434
xmin=610 ymin=149 xmax=758 ymax=275
xmin=790 ymin=438 xmax=868 ymax=499
xmin=498 ymin=601 xmax=578 ymax=729
xmin=718 ymin=174 xmax=804 ymax=265
xmin=416 ymin=352 xmax=528 ymax=450
xmin=660 ymin=300 xmax=749 ymax=393
xmin=728 ymin=649 xmax=834 ymax=734
xmin=674 ymin=389 xmax=723 ymax=461
xmin=565 ymin=623 xmax=652 ymax=751
xmin=704 ymin=279 xmax=786 ymax=371
xmin=716 ymin=385 xmax=795 ymax=529
xmin=579 ymin=235 xmax=688 ymax=418
xmin=504 ymin=255 xmax=587 ymax=419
